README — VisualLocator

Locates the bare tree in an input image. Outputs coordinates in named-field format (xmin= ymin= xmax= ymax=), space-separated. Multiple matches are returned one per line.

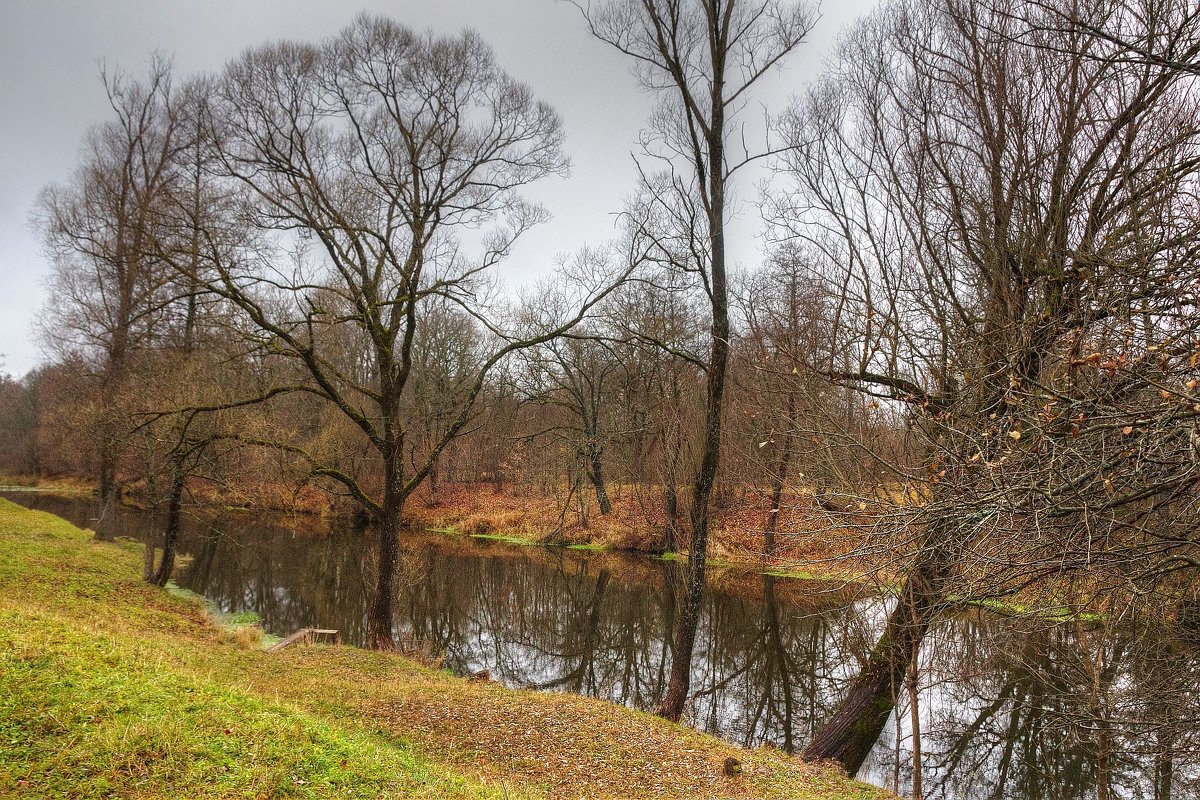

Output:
xmin=201 ymin=15 xmax=631 ymax=648
xmin=517 ymin=318 xmax=624 ymax=517
xmin=731 ymin=249 xmax=846 ymax=556
xmin=35 ymin=56 xmax=188 ymax=505
xmin=603 ymin=275 xmax=706 ymax=551
xmin=574 ymin=0 xmax=816 ymax=721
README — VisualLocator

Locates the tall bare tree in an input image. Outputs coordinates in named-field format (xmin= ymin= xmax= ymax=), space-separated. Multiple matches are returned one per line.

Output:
xmin=574 ymin=0 xmax=816 ymax=721
xmin=36 ymin=56 xmax=187 ymax=505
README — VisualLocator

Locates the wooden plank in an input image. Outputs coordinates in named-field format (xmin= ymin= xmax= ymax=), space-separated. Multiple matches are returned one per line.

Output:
xmin=266 ymin=627 xmax=340 ymax=652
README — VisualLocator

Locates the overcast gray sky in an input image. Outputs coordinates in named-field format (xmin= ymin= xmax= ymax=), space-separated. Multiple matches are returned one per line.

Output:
xmin=0 ymin=0 xmax=877 ymax=378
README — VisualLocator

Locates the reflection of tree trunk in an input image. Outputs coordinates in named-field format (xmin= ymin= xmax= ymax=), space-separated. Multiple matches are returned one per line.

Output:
xmin=148 ymin=457 xmax=185 ymax=587
xmin=940 ymin=679 xmax=1018 ymax=793
xmin=1150 ymin=640 xmax=1181 ymax=800
xmin=802 ymin=522 xmax=958 ymax=775
xmin=803 ymin=624 xmax=823 ymax=742
xmin=762 ymin=575 xmax=796 ymax=752
xmin=653 ymin=560 xmax=679 ymax=702
xmin=182 ymin=527 xmax=221 ymax=593
xmin=907 ymin=648 xmax=922 ymax=800
xmin=1154 ymin=751 xmax=1174 ymax=800
xmin=578 ymin=569 xmax=610 ymax=687
xmin=660 ymin=563 xmax=703 ymax=721
xmin=541 ymin=569 xmax=612 ymax=693
xmin=990 ymin=686 xmax=1024 ymax=800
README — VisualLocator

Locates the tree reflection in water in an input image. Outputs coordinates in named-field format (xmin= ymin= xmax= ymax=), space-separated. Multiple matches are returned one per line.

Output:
xmin=5 ymin=490 xmax=1197 ymax=800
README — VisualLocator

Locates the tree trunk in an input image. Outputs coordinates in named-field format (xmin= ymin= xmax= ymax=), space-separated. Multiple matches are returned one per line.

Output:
xmin=658 ymin=78 xmax=731 ymax=722
xmin=802 ymin=528 xmax=957 ymax=775
xmin=366 ymin=465 xmax=403 ymax=650
xmin=764 ymin=389 xmax=797 ymax=558
xmin=586 ymin=442 xmax=613 ymax=515
xmin=1155 ymin=753 xmax=1173 ymax=800
xmin=762 ymin=575 xmax=796 ymax=753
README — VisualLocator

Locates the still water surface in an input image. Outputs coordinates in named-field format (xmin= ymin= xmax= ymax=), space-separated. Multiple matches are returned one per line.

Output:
xmin=6 ymin=491 xmax=1197 ymax=799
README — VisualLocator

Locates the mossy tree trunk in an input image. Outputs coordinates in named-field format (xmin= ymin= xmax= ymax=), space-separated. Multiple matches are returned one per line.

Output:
xmin=802 ymin=524 xmax=958 ymax=774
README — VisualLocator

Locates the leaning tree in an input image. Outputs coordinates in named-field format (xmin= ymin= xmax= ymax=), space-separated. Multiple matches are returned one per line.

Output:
xmin=770 ymin=0 xmax=1200 ymax=775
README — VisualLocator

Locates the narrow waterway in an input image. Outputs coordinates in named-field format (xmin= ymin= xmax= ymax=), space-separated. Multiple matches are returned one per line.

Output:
xmin=6 ymin=490 xmax=1196 ymax=799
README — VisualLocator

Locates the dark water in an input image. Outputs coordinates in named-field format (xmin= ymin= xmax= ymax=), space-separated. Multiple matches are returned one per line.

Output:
xmin=5 ymin=490 xmax=1198 ymax=800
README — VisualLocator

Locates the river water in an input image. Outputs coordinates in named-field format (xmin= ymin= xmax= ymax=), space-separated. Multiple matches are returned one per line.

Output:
xmin=5 ymin=490 xmax=1197 ymax=799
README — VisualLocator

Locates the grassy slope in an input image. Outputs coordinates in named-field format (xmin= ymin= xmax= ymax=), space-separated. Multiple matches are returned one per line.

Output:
xmin=0 ymin=499 xmax=888 ymax=800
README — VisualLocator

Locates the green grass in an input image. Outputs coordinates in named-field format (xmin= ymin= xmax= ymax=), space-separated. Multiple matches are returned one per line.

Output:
xmin=765 ymin=567 xmax=862 ymax=584
xmin=0 ymin=615 xmax=466 ymax=799
xmin=469 ymin=532 xmax=545 ymax=546
xmin=0 ymin=501 xmax=492 ymax=800
xmin=0 ymin=498 xmax=889 ymax=800
xmin=955 ymin=595 xmax=1105 ymax=625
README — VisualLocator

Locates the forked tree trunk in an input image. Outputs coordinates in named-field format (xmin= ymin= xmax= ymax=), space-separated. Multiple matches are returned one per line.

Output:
xmin=585 ymin=442 xmax=613 ymax=515
xmin=802 ymin=526 xmax=958 ymax=775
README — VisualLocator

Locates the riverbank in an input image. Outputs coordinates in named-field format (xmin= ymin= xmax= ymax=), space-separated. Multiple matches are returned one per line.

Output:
xmin=1 ymin=472 xmax=878 ymax=582
xmin=0 ymin=498 xmax=888 ymax=800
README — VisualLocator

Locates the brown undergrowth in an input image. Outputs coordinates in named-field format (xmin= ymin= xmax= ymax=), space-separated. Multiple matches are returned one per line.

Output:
xmin=4 ymin=472 xmax=882 ymax=582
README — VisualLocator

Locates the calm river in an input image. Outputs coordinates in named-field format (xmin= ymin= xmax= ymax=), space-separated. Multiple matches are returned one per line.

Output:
xmin=5 ymin=490 xmax=1196 ymax=799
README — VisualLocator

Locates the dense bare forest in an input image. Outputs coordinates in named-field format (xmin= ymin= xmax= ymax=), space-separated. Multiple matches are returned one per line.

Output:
xmin=2 ymin=0 xmax=1199 ymax=795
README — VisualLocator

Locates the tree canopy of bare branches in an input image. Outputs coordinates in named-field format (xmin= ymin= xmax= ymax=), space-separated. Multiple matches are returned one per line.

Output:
xmin=770 ymin=0 xmax=1200 ymax=775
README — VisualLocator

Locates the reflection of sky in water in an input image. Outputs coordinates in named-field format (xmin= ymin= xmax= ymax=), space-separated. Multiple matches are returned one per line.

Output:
xmin=6 ymin=490 xmax=1197 ymax=800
